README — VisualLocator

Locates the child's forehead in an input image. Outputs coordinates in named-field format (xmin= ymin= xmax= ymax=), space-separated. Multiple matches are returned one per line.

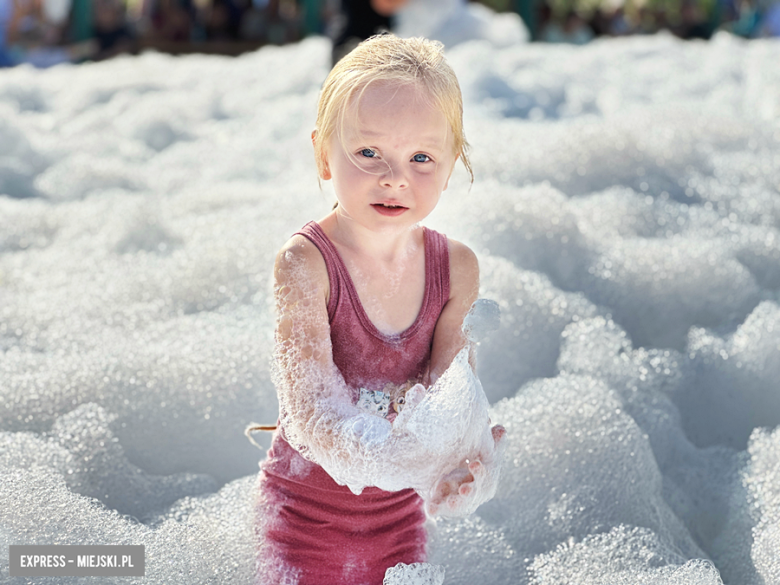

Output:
xmin=348 ymin=81 xmax=436 ymax=114
xmin=340 ymin=93 xmax=452 ymax=147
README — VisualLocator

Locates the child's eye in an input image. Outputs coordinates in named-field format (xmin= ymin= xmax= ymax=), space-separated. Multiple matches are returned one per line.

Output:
xmin=412 ymin=154 xmax=431 ymax=163
xmin=360 ymin=148 xmax=377 ymax=158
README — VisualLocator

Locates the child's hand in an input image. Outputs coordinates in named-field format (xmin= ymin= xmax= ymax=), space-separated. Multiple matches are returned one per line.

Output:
xmin=425 ymin=424 xmax=506 ymax=517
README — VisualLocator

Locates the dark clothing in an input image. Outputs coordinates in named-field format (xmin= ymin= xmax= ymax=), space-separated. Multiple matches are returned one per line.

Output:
xmin=95 ymin=24 xmax=134 ymax=54
xmin=332 ymin=0 xmax=390 ymax=65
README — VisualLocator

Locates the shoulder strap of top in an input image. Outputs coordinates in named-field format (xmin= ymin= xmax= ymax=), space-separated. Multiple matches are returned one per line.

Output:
xmin=293 ymin=221 xmax=341 ymax=321
xmin=424 ymin=227 xmax=450 ymax=310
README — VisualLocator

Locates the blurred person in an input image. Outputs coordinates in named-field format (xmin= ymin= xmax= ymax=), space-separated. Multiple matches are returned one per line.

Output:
xmin=239 ymin=0 xmax=266 ymax=40
xmin=717 ymin=0 xmax=740 ymax=24
xmin=587 ymin=6 xmax=610 ymax=37
xmin=535 ymin=0 xmax=551 ymax=38
xmin=300 ymin=0 xmax=335 ymax=35
xmin=203 ymin=0 xmax=240 ymax=39
xmin=93 ymin=0 xmax=136 ymax=58
xmin=758 ymin=0 xmax=780 ymax=35
xmin=149 ymin=0 xmax=194 ymax=41
xmin=635 ymin=5 xmax=666 ymax=34
xmin=3 ymin=0 xmax=93 ymax=66
xmin=732 ymin=0 xmax=761 ymax=36
xmin=0 ymin=0 xmax=14 ymax=65
xmin=68 ymin=0 xmax=92 ymax=43
xmin=5 ymin=0 xmax=68 ymax=65
xmin=605 ymin=6 xmax=632 ymax=36
xmin=540 ymin=9 xmax=593 ymax=43
xmin=331 ymin=0 xmax=407 ymax=65
xmin=562 ymin=10 xmax=594 ymax=43
xmin=264 ymin=0 xmax=301 ymax=44
xmin=672 ymin=0 xmax=711 ymax=38
xmin=725 ymin=0 xmax=761 ymax=36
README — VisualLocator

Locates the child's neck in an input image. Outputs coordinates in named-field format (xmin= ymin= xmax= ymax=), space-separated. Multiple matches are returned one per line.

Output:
xmin=324 ymin=212 xmax=422 ymax=265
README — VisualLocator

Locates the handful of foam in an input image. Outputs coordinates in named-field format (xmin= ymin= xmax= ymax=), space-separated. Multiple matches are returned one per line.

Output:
xmin=276 ymin=346 xmax=502 ymax=514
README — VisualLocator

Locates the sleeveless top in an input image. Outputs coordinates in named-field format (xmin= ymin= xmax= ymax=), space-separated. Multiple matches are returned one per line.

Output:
xmin=295 ymin=220 xmax=451 ymax=397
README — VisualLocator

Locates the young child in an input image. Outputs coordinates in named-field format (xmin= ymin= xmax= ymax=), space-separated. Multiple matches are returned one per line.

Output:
xmin=254 ymin=34 xmax=506 ymax=585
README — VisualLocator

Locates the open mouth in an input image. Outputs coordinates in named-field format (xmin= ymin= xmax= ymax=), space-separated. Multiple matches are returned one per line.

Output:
xmin=371 ymin=203 xmax=408 ymax=216
xmin=372 ymin=203 xmax=407 ymax=209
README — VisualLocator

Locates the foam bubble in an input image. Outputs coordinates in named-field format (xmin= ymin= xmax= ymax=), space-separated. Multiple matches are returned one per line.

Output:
xmin=2 ymin=403 xmax=217 ymax=520
xmin=556 ymin=316 xmax=743 ymax=558
xmin=383 ymin=562 xmax=445 ymax=585
xmin=0 ymin=468 xmax=256 ymax=584
xmin=475 ymin=256 xmax=600 ymax=401
xmin=463 ymin=298 xmax=501 ymax=343
xmin=428 ymin=515 xmax=520 ymax=583
xmin=529 ymin=526 xmax=722 ymax=585
xmin=485 ymin=374 xmax=705 ymax=567
xmin=746 ymin=427 xmax=780 ymax=584
xmin=681 ymin=301 xmax=780 ymax=450
xmin=396 ymin=0 xmax=528 ymax=49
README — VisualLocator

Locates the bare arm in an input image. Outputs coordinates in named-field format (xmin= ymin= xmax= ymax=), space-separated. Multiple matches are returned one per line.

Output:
xmin=424 ymin=240 xmax=506 ymax=516
xmin=428 ymin=240 xmax=480 ymax=383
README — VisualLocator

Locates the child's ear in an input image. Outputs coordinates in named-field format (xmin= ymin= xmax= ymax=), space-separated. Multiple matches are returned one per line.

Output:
xmin=312 ymin=130 xmax=331 ymax=181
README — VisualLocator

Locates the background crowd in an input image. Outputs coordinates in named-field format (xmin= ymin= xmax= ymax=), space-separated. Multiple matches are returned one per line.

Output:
xmin=0 ymin=0 xmax=778 ymax=67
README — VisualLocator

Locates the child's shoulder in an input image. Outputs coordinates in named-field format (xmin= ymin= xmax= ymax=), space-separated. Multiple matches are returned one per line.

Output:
xmin=444 ymin=237 xmax=479 ymax=297
xmin=274 ymin=233 xmax=329 ymax=289
xmin=445 ymin=237 xmax=479 ymax=275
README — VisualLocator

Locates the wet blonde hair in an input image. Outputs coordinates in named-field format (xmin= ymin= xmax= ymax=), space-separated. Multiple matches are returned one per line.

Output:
xmin=313 ymin=34 xmax=473 ymax=183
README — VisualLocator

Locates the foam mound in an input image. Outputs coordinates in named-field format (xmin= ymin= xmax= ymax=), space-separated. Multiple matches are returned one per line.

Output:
xmin=383 ymin=562 xmax=446 ymax=585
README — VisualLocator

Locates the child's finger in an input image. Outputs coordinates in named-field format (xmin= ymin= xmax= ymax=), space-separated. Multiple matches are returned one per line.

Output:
xmin=437 ymin=477 xmax=460 ymax=500
xmin=491 ymin=424 xmax=506 ymax=443
xmin=458 ymin=483 xmax=472 ymax=496
xmin=468 ymin=460 xmax=483 ymax=475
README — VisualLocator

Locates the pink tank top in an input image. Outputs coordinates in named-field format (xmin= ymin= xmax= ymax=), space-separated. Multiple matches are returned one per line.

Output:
xmin=295 ymin=221 xmax=451 ymax=395
xmin=256 ymin=222 xmax=449 ymax=584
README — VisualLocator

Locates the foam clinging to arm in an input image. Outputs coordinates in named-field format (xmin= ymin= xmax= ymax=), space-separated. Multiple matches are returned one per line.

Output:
xmin=272 ymin=237 xmax=502 ymax=509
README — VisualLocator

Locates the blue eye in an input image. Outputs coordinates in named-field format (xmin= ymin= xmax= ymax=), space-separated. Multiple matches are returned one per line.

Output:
xmin=361 ymin=149 xmax=376 ymax=158
xmin=412 ymin=154 xmax=431 ymax=163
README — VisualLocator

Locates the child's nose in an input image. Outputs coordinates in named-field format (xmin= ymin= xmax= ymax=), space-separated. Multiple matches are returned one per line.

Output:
xmin=379 ymin=163 xmax=408 ymax=189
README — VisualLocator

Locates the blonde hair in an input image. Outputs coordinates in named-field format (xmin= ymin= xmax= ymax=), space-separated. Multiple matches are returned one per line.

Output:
xmin=314 ymin=34 xmax=473 ymax=183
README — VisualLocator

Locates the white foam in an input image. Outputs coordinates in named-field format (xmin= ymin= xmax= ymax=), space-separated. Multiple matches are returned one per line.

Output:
xmin=529 ymin=526 xmax=723 ymax=585
xmin=427 ymin=515 xmax=520 ymax=584
xmin=396 ymin=0 xmax=529 ymax=49
xmin=747 ymin=428 xmax=780 ymax=584
xmin=1 ymin=403 xmax=217 ymax=520
xmin=383 ymin=562 xmax=446 ymax=585
xmin=474 ymin=255 xmax=600 ymax=401
xmin=0 ymin=468 xmax=256 ymax=584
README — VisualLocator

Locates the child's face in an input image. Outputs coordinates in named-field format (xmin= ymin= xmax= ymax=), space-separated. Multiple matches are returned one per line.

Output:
xmin=323 ymin=82 xmax=457 ymax=233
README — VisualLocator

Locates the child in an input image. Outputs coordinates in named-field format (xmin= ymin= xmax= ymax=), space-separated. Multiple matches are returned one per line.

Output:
xmin=254 ymin=34 xmax=506 ymax=585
